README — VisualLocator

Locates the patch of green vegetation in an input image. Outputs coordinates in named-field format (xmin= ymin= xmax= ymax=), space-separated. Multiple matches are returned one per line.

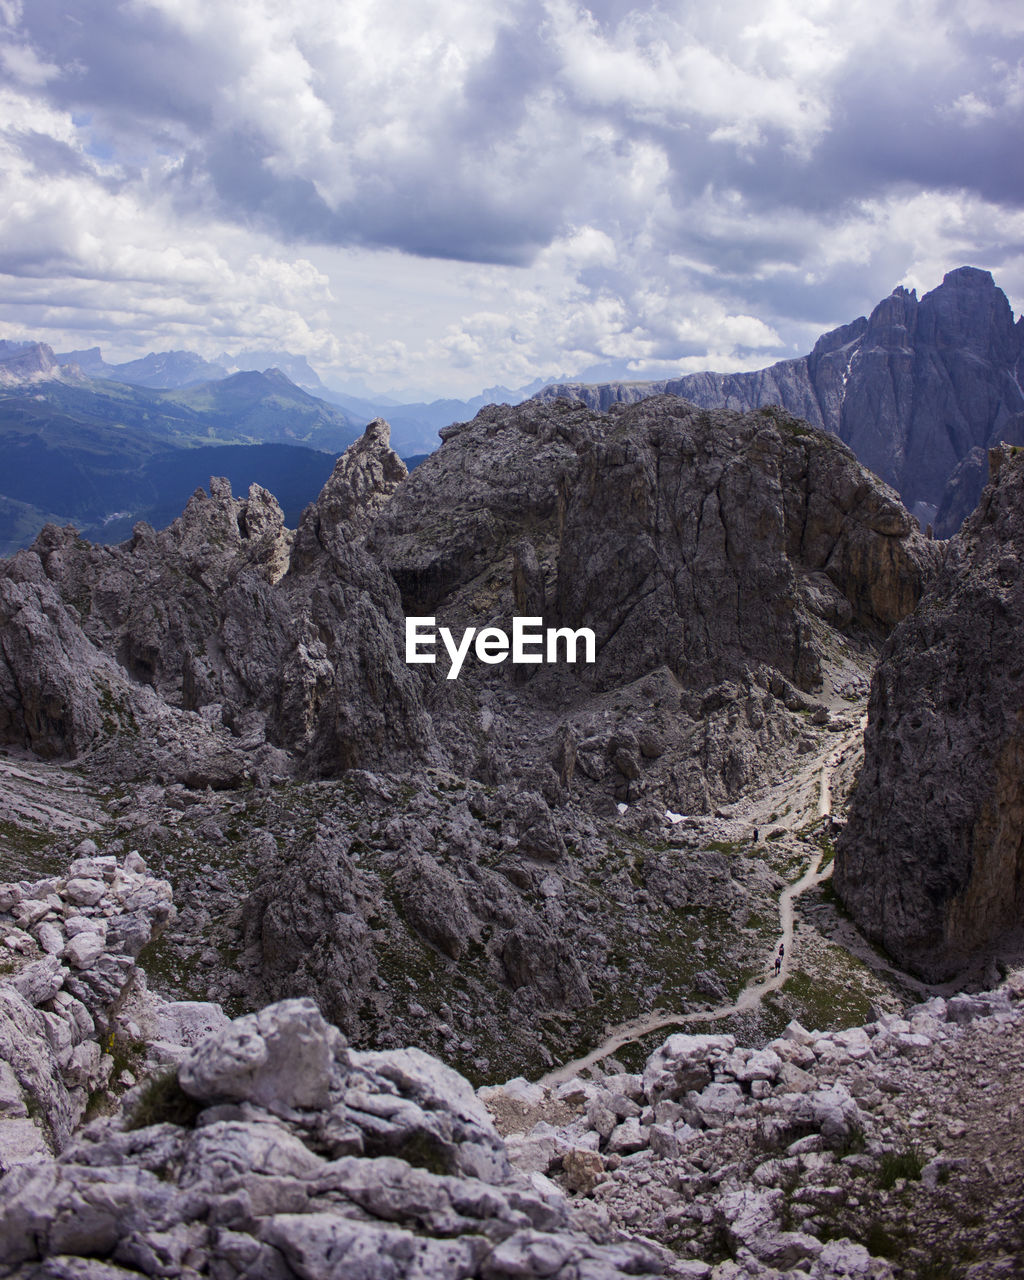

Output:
xmin=126 ymin=1070 xmax=202 ymax=1131
xmin=108 ymin=1031 xmax=148 ymax=1082
xmin=0 ymin=818 xmax=53 ymax=855
xmin=96 ymin=678 xmax=140 ymax=738
xmin=864 ymin=1221 xmax=903 ymax=1258
xmin=757 ymin=406 xmax=815 ymax=439
xmin=392 ymin=1130 xmax=452 ymax=1176
xmin=877 ymin=1146 xmax=924 ymax=1190
xmin=915 ymin=1262 xmax=957 ymax=1280
xmin=0 ymin=819 xmax=63 ymax=881
xmin=134 ymin=935 xmax=197 ymax=999
xmin=705 ymin=839 xmax=744 ymax=855
xmin=818 ymin=878 xmax=849 ymax=917
xmin=835 ymin=1121 xmax=867 ymax=1158
xmin=778 ymin=956 xmax=875 ymax=1033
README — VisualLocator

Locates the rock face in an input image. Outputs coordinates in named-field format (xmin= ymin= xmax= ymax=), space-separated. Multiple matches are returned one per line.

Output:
xmin=292 ymin=417 xmax=407 ymax=558
xmin=0 ymin=995 xmax=671 ymax=1280
xmin=0 ymin=420 xmax=437 ymax=780
xmin=0 ymin=341 xmax=60 ymax=387
xmin=538 ymin=268 xmax=1024 ymax=533
xmin=548 ymin=398 xmax=933 ymax=694
xmin=0 ymin=845 xmax=176 ymax=1167
xmin=835 ymin=446 xmax=1024 ymax=979
xmin=373 ymin=396 xmax=935 ymax=699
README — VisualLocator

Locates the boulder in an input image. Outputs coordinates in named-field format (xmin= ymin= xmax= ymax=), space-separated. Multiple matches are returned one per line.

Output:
xmin=179 ymin=997 xmax=345 ymax=1114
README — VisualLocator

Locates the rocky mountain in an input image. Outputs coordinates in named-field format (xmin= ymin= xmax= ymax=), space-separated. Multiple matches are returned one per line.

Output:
xmin=58 ymin=344 xmax=337 ymax=396
xmin=0 ymin=396 xmax=935 ymax=786
xmin=0 ymin=340 xmax=61 ymax=387
xmin=218 ymin=347 xmax=329 ymax=393
xmin=0 ymin=438 xmax=432 ymax=781
xmin=58 ymin=346 xmax=229 ymax=388
xmin=155 ymin=367 xmax=360 ymax=445
xmin=0 ymin=341 xmax=34 ymax=359
xmin=835 ymin=444 xmax=1024 ymax=980
xmin=1 ymin=390 xmax=1022 ymax=1277
xmin=537 ymin=268 xmax=1024 ymax=536
xmin=370 ymin=397 xmax=934 ymax=694
xmin=0 ymin=400 xmax=937 ymax=1081
xmin=0 ymin=849 xmax=671 ymax=1278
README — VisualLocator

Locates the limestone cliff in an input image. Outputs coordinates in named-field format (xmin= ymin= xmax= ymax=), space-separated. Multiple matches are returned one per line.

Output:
xmin=372 ymin=396 xmax=937 ymax=700
xmin=0 ymin=420 xmax=437 ymax=780
xmin=835 ymin=445 xmax=1024 ymax=979
xmin=538 ymin=268 xmax=1024 ymax=533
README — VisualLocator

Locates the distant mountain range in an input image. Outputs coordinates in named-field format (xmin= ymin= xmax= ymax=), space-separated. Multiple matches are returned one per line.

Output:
xmin=318 ymin=380 xmax=548 ymax=454
xmin=0 ymin=338 xmax=543 ymax=554
xmin=3 ymin=266 xmax=1019 ymax=554
xmin=0 ymin=345 xmax=365 ymax=554
xmin=58 ymin=346 xmax=231 ymax=389
xmin=54 ymin=343 xmax=545 ymax=456
xmin=537 ymin=267 xmax=1024 ymax=536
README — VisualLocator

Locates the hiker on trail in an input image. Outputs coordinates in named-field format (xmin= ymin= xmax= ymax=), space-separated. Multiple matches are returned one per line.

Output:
xmin=774 ymin=955 xmax=782 ymax=976
xmin=753 ymin=827 xmax=759 ymax=842
xmin=779 ymin=943 xmax=785 ymax=958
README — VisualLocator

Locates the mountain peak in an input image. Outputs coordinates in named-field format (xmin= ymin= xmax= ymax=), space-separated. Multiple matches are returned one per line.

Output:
xmin=941 ymin=265 xmax=996 ymax=290
xmin=0 ymin=340 xmax=60 ymax=386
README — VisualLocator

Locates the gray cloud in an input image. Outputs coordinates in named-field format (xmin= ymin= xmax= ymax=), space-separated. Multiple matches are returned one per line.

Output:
xmin=13 ymin=3 xmax=1024 ymax=255
xmin=19 ymin=0 xmax=218 ymax=135
xmin=0 ymin=0 xmax=1022 ymax=395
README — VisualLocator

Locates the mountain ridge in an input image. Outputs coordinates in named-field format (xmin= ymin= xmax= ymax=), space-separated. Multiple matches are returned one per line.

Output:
xmin=1 ymin=395 xmax=1022 ymax=1278
xmin=536 ymin=267 xmax=1024 ymax=535
xmin=0 ymin=357 xmax=363 ymax=554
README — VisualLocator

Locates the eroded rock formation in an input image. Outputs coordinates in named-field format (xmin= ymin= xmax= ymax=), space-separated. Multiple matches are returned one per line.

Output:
xmin=372 ymin=396 xmax=937 ymax=700
xmin=0 ymin=991 xmax=671 ymax=1280
xmin=0 ymin=843 xmax=176 ymax=1167
xmin=835 ymin=445 xmax=1024 ymax=978
xmin=0 ymin=397 xmax=942 ymax=1071
xmin=0 ymin=420 xmax=436 ymax=781
xmin=3 ymin=853 xmax=1023 ymax=1279
xmin=538 ymin=268 xmax=1024 ymax=533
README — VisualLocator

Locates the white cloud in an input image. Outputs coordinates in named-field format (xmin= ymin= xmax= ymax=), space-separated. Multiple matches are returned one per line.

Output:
xmin=0 ymin=40 xmax=58 ymax=85
xmin=546 ymin=0 xmax=834 ymax=153
xmin=0 ymin=0 xmax=1019 ymax=397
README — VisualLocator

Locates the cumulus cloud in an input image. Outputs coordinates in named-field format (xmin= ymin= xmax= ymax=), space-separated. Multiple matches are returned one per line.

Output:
xmin=0 ymin=0 xmax=1021 ymax=396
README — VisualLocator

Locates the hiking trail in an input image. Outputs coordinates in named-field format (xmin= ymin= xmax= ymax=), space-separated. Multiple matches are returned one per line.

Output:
xmin=540 ymin=719 xmax=862 ymax=1086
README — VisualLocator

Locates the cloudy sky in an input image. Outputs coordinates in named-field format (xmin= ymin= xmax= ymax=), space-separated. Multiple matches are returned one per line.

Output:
xmin=1 ymin=0 xmax=1022 ymax=400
